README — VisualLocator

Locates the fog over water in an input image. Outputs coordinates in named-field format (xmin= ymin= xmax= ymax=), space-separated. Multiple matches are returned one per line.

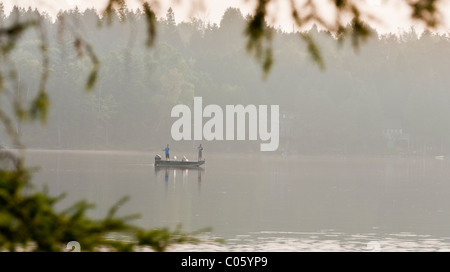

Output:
xmin=26 ymin=149 xmax=450 ymax=251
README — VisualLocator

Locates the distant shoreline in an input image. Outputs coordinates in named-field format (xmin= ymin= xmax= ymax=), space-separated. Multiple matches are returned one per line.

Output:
xmin=8 ymin=148 xmax=155 ymax=156
xmin=7 ymin=148 xmax=447 ymax=161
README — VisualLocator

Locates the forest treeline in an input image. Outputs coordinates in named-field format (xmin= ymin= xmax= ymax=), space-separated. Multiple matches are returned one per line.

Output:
xmin=3 ymin=4 xmax=450 ymax=156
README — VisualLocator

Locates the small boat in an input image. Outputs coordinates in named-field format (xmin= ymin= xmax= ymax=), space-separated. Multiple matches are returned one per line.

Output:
xmin=154 ymin=154 xmax=205 ymax=168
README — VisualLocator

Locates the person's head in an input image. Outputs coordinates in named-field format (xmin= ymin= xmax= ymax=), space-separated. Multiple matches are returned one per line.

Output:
xmin=167 ymin=144 xmax=169 ymax=147
xmin=200 ymin=144 xmax=202 ymax=147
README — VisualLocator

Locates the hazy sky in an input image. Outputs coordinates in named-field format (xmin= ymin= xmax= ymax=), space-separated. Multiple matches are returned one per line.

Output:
xmin=2 ymin=0 xmax=449 ymax=34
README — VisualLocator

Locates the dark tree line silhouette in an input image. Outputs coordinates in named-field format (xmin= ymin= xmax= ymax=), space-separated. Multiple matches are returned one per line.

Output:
xmin=3 ymin=5 xmax=449 ymax=155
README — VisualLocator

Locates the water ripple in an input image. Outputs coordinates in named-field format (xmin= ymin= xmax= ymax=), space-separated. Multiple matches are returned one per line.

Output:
xmin=168 ymin=231 xmax=450 ymax=252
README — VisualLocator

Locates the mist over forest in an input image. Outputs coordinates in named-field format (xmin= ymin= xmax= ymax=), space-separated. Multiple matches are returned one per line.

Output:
xmin=3 ymin=4 xmax=450 ymax=156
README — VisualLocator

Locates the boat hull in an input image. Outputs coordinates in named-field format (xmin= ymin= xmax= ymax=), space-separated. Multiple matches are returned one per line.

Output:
xmin=154 ymin=159 xmax=205 ymax=168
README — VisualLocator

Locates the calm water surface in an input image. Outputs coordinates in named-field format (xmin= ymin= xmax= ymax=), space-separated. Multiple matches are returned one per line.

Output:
xmin=25 ymin=149 xmax=450 ymax=251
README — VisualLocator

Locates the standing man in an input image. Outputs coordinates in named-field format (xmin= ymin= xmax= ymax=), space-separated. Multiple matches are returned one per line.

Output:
xmin=198 ymin=144 xmax=203 ymax=161
xmin=164 ymin=144 xmax=170 ymax=160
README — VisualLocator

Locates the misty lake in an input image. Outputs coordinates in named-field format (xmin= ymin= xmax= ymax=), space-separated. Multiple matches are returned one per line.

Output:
xmin=24 ymin=149 xmax=450 ymax=251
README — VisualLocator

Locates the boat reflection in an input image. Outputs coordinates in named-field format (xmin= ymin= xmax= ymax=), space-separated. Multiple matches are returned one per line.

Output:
xmin=154 ymin=166 xmax=205 ymax=191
